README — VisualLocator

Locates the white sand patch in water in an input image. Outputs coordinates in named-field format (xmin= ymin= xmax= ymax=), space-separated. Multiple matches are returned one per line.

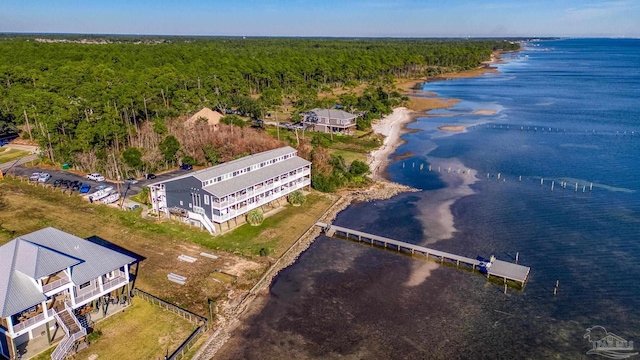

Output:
xmin=403 ymin=157 xmax=479 ymax=287
xmin=403 ymin=261 xmax=440 ymax=287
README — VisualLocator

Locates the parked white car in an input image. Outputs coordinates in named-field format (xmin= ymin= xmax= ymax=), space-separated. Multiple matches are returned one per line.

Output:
xmin=37 ymin=173 xmax=51 ymax=182
xmin=29 ymin=172 xmax=40 ymax=181
xmin=86 ymin=173 xmax=106 ymax=182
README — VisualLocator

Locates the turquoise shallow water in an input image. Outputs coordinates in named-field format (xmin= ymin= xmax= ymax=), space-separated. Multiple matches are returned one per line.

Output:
xmin=218 ymin=39 xmax=640 ymax=359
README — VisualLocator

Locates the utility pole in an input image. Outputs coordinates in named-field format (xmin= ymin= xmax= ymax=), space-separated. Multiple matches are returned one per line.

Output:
xmin=275 ymin=110 xmax=280 ymax=141
xmin=111 ymin=153 xmax=123 ymax=209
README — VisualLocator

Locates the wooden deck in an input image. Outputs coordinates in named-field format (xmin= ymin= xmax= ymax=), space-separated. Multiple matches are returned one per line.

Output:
xmin=316 ymin=222 xmax=530 ymax=285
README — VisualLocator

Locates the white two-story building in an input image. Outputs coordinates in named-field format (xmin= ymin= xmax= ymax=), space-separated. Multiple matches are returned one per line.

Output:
xmin=0 ymin=228 xmax=135 ymax=360
xmin=149 ymin=146 xmax=312 ymax=233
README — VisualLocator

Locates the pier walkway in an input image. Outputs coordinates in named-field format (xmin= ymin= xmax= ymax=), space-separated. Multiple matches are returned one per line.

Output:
xmin=316 ymin=222 xmax=530 ymax=285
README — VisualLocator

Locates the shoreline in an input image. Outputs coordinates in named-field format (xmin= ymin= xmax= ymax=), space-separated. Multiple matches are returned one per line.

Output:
xmin=194 ymin=181 xmax=418 ymax=359
xmin=194 ymin=50 xmax=512 ymax=359
xmin=368 ymin=107 xmax=420 ymax=181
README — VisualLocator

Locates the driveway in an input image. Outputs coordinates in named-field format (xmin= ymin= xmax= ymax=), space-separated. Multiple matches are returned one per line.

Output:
xmin=0 ymin=154 xmax=38 ymax=172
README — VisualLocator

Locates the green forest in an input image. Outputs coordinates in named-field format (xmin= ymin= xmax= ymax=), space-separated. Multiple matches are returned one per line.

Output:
xmin=0 ymin=36 xmax=518 ymax=186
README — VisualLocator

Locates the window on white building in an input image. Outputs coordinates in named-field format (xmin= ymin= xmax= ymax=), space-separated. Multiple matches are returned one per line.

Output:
xmin=79 ymin=281 xmax=91 ymax=290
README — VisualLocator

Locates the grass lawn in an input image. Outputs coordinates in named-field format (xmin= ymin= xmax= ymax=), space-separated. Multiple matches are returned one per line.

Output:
xmin=329 ymin=149 xmax=367 ymax=166
xmin=0 ymin=148 xmax=29 ymax=164
xmin=0 ymin=178 xmax=333 ymax=315
xmin=79 ymin=298 xmax=195 ymax=360
xmin=30 ymin=298 xmax=194 ymax=360
xmin=213 ymin=192 xmax=335 ymax=257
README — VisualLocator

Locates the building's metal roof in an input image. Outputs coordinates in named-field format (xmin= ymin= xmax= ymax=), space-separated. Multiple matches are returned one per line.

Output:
xmin=148 ymin=146 xmax=299 ymax=187
xmin=309 ymin=108 xmax=358 ymax=120
xmin=203 ymin=156 xmax=311 ymax=198
xmin=0 ymin=241 xmax=47 ymax=318
xmin=0 ymin=228 xmax=136 ymax=317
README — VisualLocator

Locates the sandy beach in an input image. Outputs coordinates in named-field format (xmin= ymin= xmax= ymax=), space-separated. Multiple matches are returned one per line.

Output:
xmin=368 ymin=107 xmax=417 ymax=180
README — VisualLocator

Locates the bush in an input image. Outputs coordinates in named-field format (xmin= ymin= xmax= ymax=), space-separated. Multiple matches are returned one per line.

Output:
xmin=246 ymin=209 xmax=264 ymax=226
xmin=311 ymin=174 xmax=335 ymax=193
xmin=311 ymin=134 xmax=332 ymax=148
xmin=181 ymin=156 xmax=197 ymax=166
xmin=87 ymin=330 xmax=102 ymax=343
xmin=349 ymin=160 xmax=370 ymax=176
xmin=288 ymin=190 xmax=306 ymax=206
xmin=133 ymin=186 xmax=151 ymax=205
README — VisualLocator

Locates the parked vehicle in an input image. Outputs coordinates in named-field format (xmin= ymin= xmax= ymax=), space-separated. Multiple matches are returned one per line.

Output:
xmin=29 ymin=172 xmax=40 ymax=181
xmin=86 ymin=173 xmax=105 ymax=182
xmin=89 ymin=187 xmax=114 ymax=202
xmin=37 ymin=173 xmax=51 ymax=183
xmin=53 ymin=179 xmax=63 ymax=188
xmin=102 ymin=193 xmax=120 ymax=205
xmin=125 ymin=202 xmax=141 ymax=211
xmin=61 ymin=180 xmax=71 ymax=189
xmin=180 ymin=164 xmax=193 ymax=170
xmin=79 ymin=183 xmax=91 ymax=194
xmin=95 ymin=185 xmax=107 ymax=191
xmin=71 ymin=181 xmax=82 ymax=191
xmin=144 ymin=173 xmax=156 ymax=180
xmin=125 ymin=177 xmax=139 ymax=184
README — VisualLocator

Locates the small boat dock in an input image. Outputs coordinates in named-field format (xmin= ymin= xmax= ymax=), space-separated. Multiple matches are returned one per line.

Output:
xmin=316 ymin=222 xmax=530 ymax=286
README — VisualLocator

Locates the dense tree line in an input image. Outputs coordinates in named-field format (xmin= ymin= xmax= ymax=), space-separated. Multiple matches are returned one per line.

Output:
xmin=0 ymin=36 xmax=518 ymax=178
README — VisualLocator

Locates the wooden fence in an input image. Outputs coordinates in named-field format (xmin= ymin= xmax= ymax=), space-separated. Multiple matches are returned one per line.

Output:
xmin=132 ymin=289 xmax=209 ymax=360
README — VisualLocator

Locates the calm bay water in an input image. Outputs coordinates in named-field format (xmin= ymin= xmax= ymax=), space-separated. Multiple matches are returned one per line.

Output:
xmin=217 ymin=39 xmax=640 ymax=359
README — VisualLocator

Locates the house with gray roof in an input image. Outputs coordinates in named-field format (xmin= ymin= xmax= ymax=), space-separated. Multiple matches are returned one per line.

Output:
xmin=302 ymin=108 xmax=358 ymax=134
xmin=0 ymin=228 xmax=135 ymax=360
xmin=149 ymin=146 xmax=311 ymax=233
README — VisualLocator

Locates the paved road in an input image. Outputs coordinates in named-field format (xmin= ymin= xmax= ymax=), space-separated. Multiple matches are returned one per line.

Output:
xmin=0 ymin=154 xmax=38 ymax=172
xmin=5 ymin=165 xmax=188 ymax=198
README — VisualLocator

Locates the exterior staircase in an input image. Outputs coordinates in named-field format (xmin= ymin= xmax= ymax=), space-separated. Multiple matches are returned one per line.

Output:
xmin=188 ymin=211 xmax=216 ymax=234
xmin=51 ymin=303 xmax=87 ymax=360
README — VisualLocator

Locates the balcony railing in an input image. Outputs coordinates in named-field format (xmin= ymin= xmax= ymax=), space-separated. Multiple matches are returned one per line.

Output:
xmin=74 ymin=276 xmax=127 ymax=305
xmin=211 ymin=180 xmax=310 ymax=223
xmin=12 ymin=312 xmax=47 ymax=333
xmin=42 ymin=276 xmax=71 ymax=293
xmin=103 ymin=275 xmax=127 ymax=290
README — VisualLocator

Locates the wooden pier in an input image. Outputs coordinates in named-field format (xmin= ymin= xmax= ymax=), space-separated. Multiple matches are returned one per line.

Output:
xmin=316 ymin=222 xmax=530 ymax=286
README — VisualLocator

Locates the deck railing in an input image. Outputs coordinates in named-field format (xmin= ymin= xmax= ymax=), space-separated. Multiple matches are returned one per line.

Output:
xmin=74 ymin=276 xmax=127 ymax=305
xmin=42 ymin=276 xmax=71 ymax=293
xmin=12 ymin=312 xmax=46 ymax=333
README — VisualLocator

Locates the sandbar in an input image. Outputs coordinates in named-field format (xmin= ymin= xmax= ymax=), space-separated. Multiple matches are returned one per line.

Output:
xmin=438 ymin=125 xmax=466 ymax=132
xmin=473 ymin=109 xmax=497 ymax=115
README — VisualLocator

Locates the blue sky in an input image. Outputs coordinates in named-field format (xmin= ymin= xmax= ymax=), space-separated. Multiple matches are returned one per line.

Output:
xmin=1 ymin=0 xmax=639 ymax=37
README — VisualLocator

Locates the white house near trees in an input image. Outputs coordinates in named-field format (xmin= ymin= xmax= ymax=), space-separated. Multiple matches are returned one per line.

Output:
xmin=0 ymin=228 xmax=135 ymax=360
xmin=149 ymin=146 xmax=312 ymax=233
